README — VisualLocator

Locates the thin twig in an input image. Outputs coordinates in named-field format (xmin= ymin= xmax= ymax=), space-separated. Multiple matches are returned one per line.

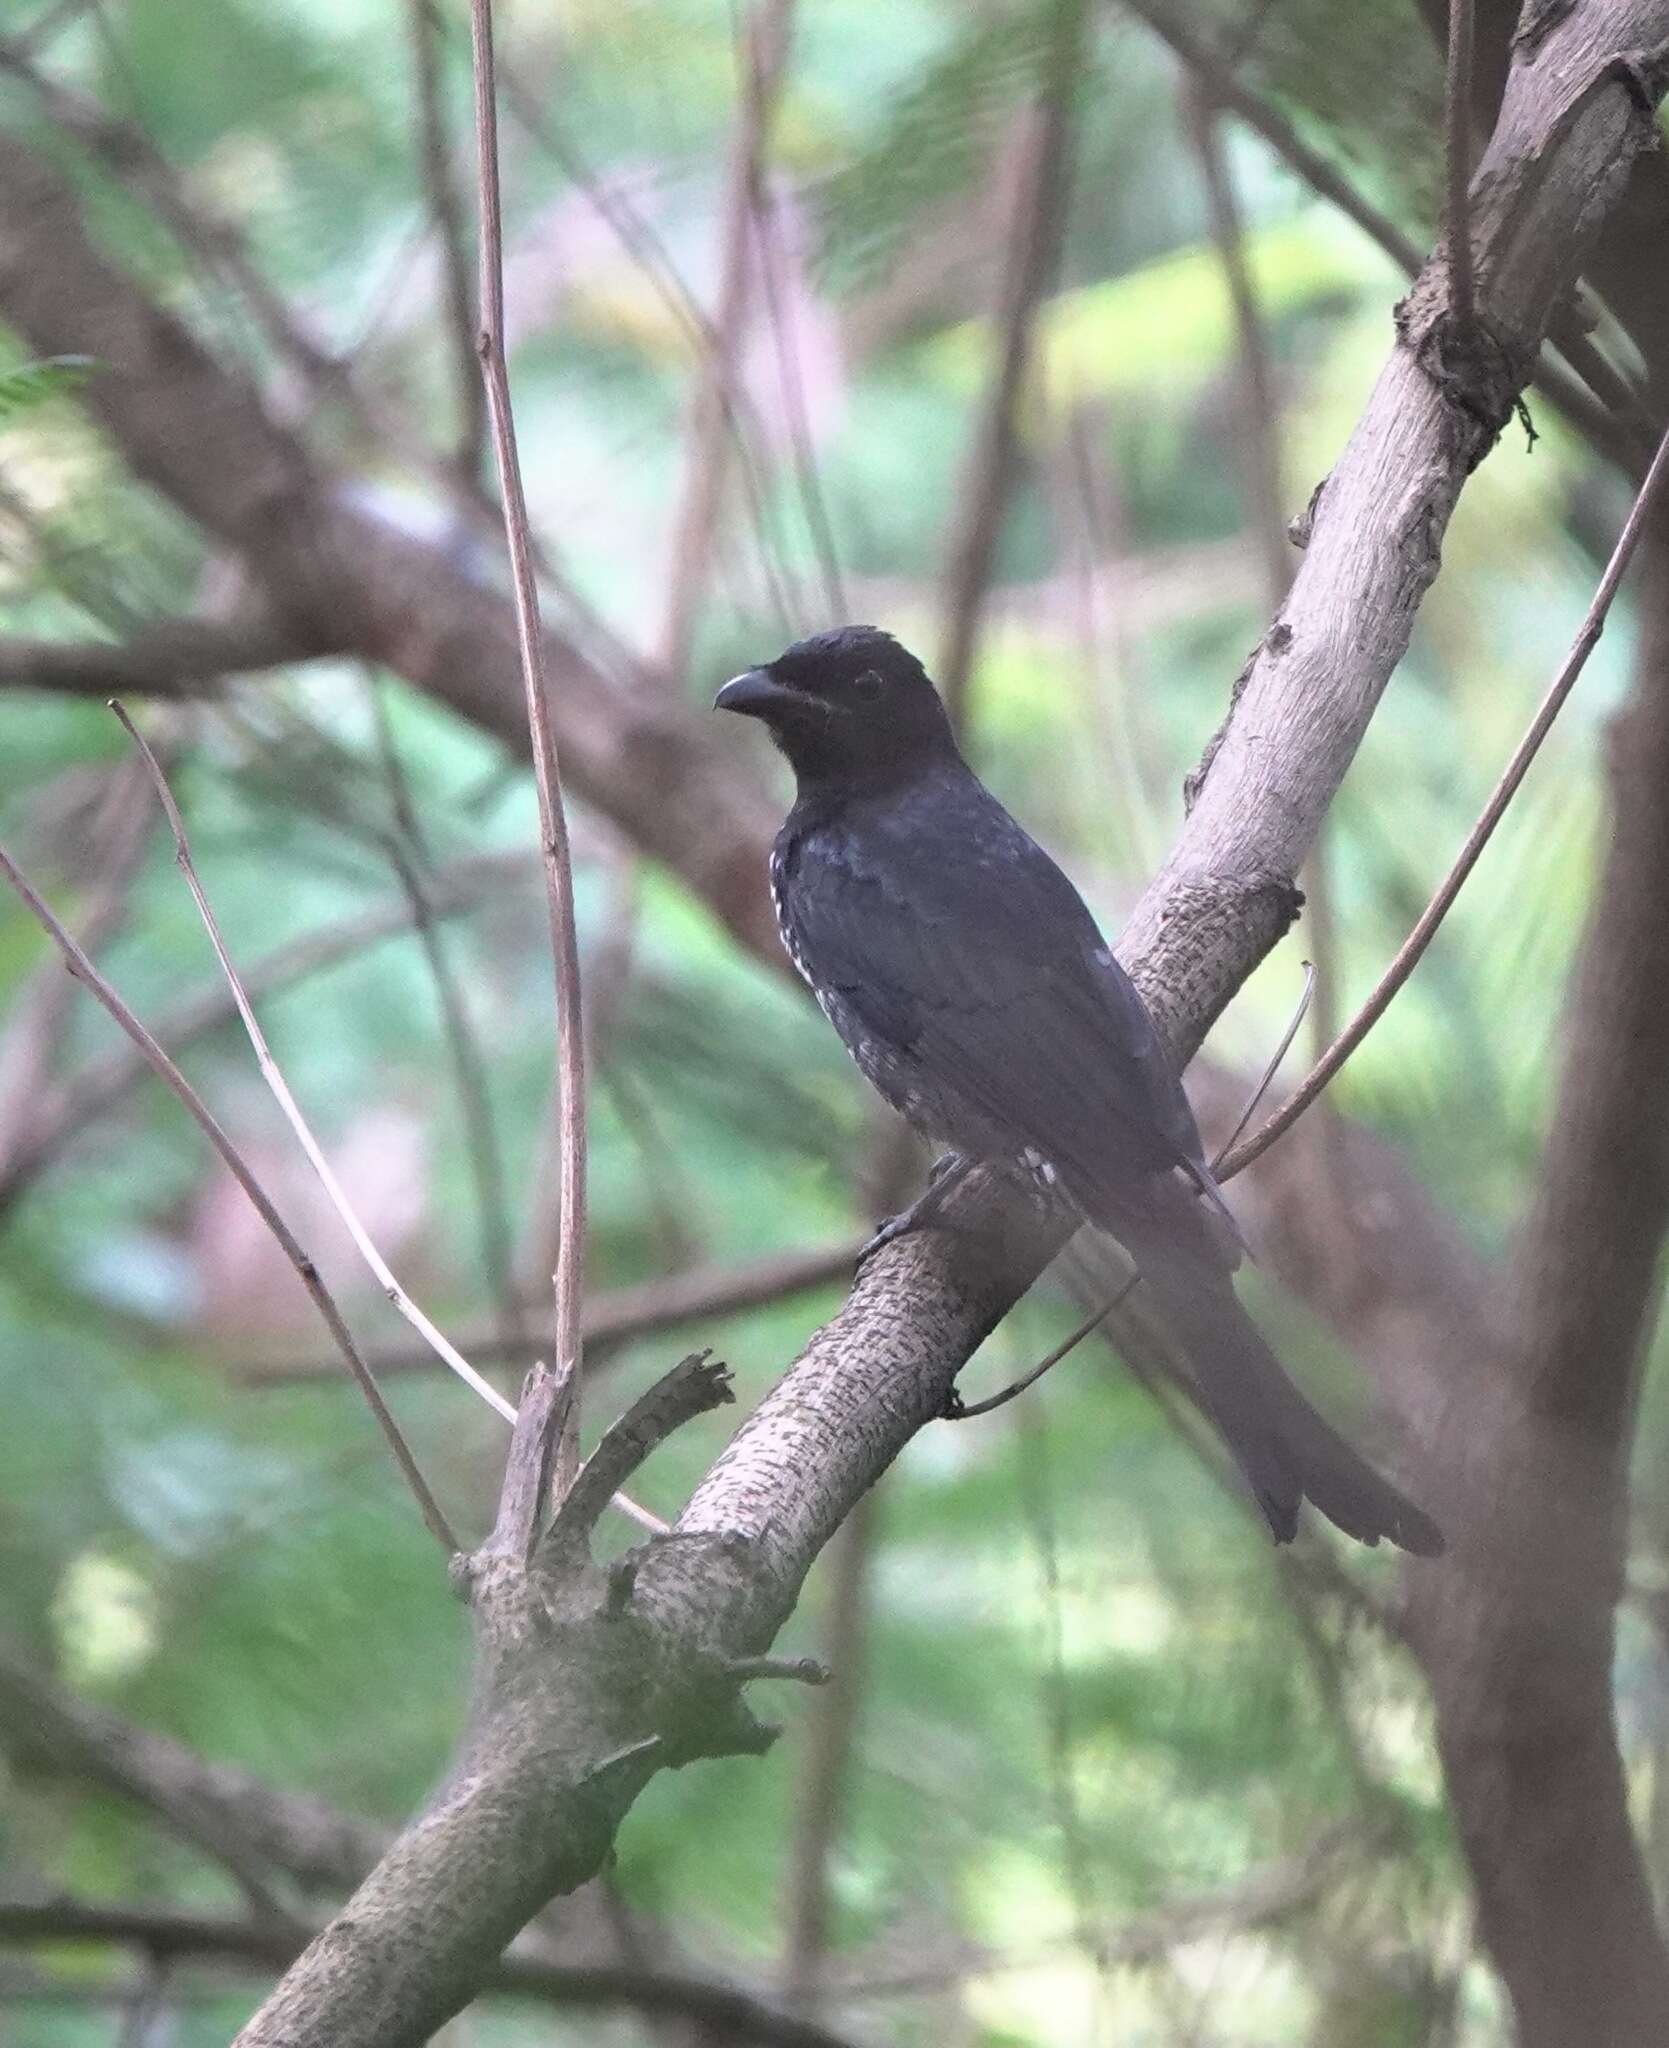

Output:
xmin=469 ymin=0 xmax=589 ymax=1498
xmin=545 ymin=1352 xmax=733 ymax=1555
xmin=1016 ymin=1403 xmax=1103 ymax=1983
xmin=485 ymin=1362 xmax=568 ymax=1564
xmin=1444 ymin=0 xmax=1477 ymax=334
xmin=939 ymin=0 xmax=1085 ymax=728
xmin=0 ymin=844 xmax=459 ymax=1556
xmin=247 ymin=1237 xmax=864 ymax=1385
xmin=780 ymin=1489 xmax=876 ymax=2012
xmin=657 ymin=0 xmax=797 ymax=681
xmin=753 ymin=181 xmax=848 ymax=622
xmin=108 ymin=701 xmax=517 ymax=1428
xmin=1184 ymin=81 xmax=1290 ymax=606
xmin=946 ymin=1281 xmax=1136 ymax=1420
xmin=405 ymin=0 xmax=486 ymax=482
xmin=1219 ymin=419 xmax=1669 ymax=1179
xmin=367 ymin=678 xmax=524 ymax=1350
xmin=0 ymin=852 xmax=534 ymax=1216
xmin=0 ymin=749 xmax=155 ymax=1182
xmin=1210 ymin=961 xmax=1314 ymax=1167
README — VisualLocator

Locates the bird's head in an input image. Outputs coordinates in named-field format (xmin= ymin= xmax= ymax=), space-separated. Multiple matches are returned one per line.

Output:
xmin=714 ymin=625 xmax=958 ymax=790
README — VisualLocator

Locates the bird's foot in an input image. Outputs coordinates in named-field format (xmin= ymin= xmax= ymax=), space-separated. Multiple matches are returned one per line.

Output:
xmin=939 ymin=1384 xmax=967 ymax=1420
xmin=855 ymin=1153 xmax=975 ymax=1273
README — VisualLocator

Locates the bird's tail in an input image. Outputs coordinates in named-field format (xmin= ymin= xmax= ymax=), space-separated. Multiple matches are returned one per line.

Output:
xmin=1112 ymin=1214 xmax=1444 ymax=1556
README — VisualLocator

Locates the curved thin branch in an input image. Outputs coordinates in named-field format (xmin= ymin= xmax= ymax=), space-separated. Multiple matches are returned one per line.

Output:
xmin=0 ymin=843 xmax=459 ymax=1556
xmin=1219 ymin=418 xmax=1669 ymax=1179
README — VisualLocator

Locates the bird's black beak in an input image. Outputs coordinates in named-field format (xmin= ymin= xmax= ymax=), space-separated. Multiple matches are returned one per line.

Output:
xmin=714 ymin=668 xmax=795 ymax=719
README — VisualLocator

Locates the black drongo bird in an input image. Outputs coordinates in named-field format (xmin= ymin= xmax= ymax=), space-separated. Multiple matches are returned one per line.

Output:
xmin=716 ymin=624 xmax=1442 ymax=1556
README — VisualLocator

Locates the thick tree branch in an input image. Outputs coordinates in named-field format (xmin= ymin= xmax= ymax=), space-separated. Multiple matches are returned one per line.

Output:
xmin=0 ymin=614 xmax=313 ymax=697
xmin=0 ymin=1901 xmax=861 ymax=2048
xmin=226 ymin=12 xmax=1669 ymax=2043
xmin=0 ymin=1639 xmax=387 ymax=1897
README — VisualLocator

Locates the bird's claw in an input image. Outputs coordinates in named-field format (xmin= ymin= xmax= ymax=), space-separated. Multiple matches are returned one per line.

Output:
xmin=854 ymin=1154 xmax=975 ymax=1273
xmin=854 ymin=1209 xmax=913 ymax=1272
xmin=939 ymin=1385 xmax=967 ymax=1420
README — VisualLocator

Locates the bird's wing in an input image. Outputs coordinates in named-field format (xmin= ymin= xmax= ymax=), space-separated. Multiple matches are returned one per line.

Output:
xmin=785 ymin=798 xmax=1209 ymax=1203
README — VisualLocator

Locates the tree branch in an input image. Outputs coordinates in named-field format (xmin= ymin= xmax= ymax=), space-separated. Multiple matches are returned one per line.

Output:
xmin=0 ymin=1901 xmax=863 ymax=2048
xmin=0 ymin=844 xmax=460 ymax=1555
xmin=244 ymin=1239 xmax=863 ymax=1385
xmin=0 ymin=851 xmax=535 ymax=1218
xmin=0 ymin=614 xmax=315 ymax=698
xmin=0 ymin=1638 xmax=388 ymax=1897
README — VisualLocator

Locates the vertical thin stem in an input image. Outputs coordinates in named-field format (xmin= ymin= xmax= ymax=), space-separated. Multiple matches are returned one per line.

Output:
xmin=1445 ymin=0 xmax=1476 ymax=332
xmin=1219 ymin=420 xmax=1669 ymax=1178
xmin=780 ymin=1489 xmax=878 ymax=2012
xmin=657 ymin=0 xmax=797 ymax=681
xmin=938 ymin=0 xmax=1084 ymax=730
xmin=406 ymin=0 xmax=487 ymax=484
xmin=468 ymin=0 xmax=587 ymax=1488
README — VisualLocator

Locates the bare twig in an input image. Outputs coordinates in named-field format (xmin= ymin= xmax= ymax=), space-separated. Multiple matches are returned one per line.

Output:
xmin=0 ymin=750 xmax=155 ymax=1181
xmin=724 ymin=1655 xmax=829 ymax=1686
xmin=0 ymin=852 xmax=534 ymax=1216
xmin=753 ymin=184 xmax=848 ymax=621
xmin=0 ymin=843 xmax=459 ymax=1556
xmin=658 ymin=0 xmax=796 ymax=681
xmin=945 ymin=1282 xmax=1134 ymax=1420
xmin=1210 ymin=961 xmax=1314 ymax=1167
xmin=0 ymin=613 xmax=315 ymax=698
xmin=939 ymin=0 xmax=1085 ymax=727
xmin=485 ymin=1362 xmax=569 ymax=1565
xmin=1219 ymin=419 xmax=1669 ymax=1178
xmin=780 ymin=1490 xmax=876 ymax=2011
xmin=367 ymin=679 xmax=523 ymax=1349
xmin=248 ymin=1238 xmax=864 ymax=1386
xmin=469 ymin=0 xmax=589 ymax=1499
xmin=404 ymin=0 xmax=485 ymax=481
xmin=546 ymin=1352 xmax=733 ymax=1555
xmin=110 ymin=702 xmax=515 ymax=1425
xmin=1444 ymin=0 xmax=1477 ymax=333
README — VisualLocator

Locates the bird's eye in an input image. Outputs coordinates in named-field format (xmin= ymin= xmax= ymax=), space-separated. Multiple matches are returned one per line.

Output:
xmin=853 ymin=669 xmax=885 ymax=702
